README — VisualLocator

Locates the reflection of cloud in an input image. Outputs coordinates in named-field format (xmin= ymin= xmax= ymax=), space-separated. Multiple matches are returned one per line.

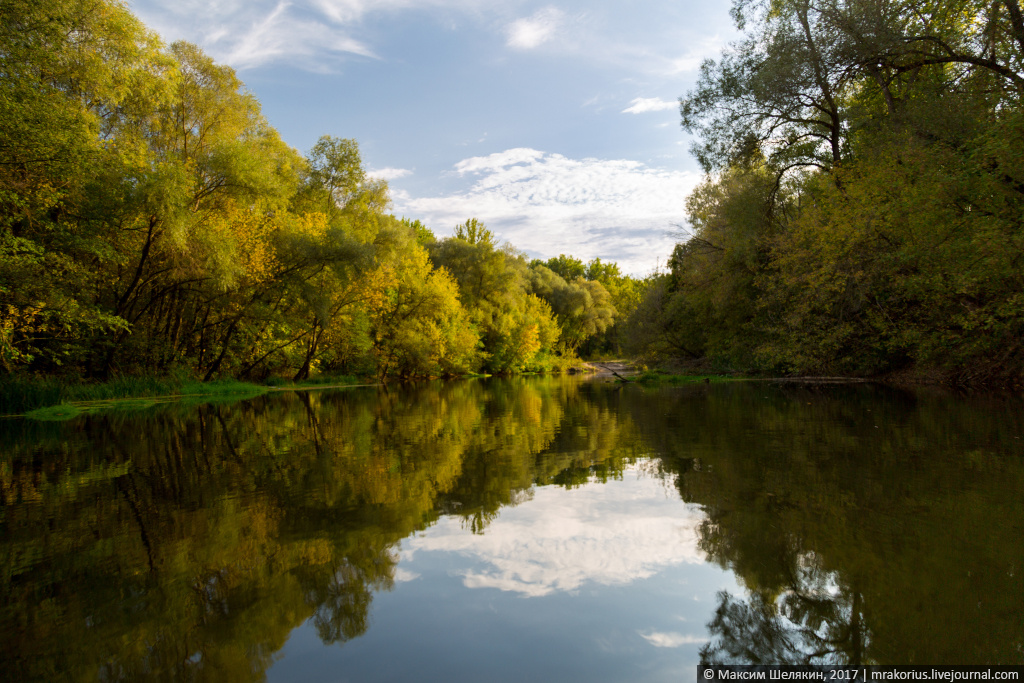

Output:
xmin=505 ymin=7 xmax=565 ymax=49
xmin=622 ymin=97 xmax=677 ymax=114
xmin=404 ymin=468 xmax=704 ymax=597
xmin=396 ymin=148 xmax=698 ymax=275
xmin=393 ymin=568 xmax=420 ymax=582
xmin=639 ymin=631 xmax=708 ymax=648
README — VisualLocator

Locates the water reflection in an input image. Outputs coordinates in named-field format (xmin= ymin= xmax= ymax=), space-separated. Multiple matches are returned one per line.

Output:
xmin=404 ymin=466 xmax=703 ymax=597
xmin=0 ymin=379 xmax=1022 ymax=681
xmin=628 ymin=383 xmax=1024 ymax=665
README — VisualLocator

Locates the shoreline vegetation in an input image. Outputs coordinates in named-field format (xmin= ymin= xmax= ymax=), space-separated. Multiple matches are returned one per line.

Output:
xmin=623 ymin=0 xmax=1024 ymax=387
xmin=6 ymin=361 xmax=599 ymax=419
xmin=7 ymin=359 xmax=1014 ymax=422
xmin=1 ymin=2 xmax=641 ymax=407
xmin=3 ymin=367 xmax=543 ymax=419
xmin=4 ymin=0 xmax=1024 ymax=403
xmin=6 ymin=374 xmax=369 ymax=420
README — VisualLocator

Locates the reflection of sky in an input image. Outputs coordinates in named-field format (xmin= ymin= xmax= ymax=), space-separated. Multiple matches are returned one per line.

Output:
xmin=402 ymin=467 xmax=705 ymax=596
xmin=270 ymin=464 xmax=741 ymax=683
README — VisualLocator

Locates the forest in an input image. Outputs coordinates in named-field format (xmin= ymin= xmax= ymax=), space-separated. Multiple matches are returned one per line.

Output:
xmin=0 ymin=0 xmax=643 ymax=396
xmin=3 ymin=0 xmax=1023 ymax=398
xmin=630 ymin=0 xmax=1024 ymax=384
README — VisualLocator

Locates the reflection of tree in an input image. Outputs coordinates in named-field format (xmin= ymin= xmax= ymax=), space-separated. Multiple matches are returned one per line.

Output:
xmin=10 ymin=378 xmax=1020 ymax=677
xmin=1 ymin=386 xmax=454 ymax=680
xmin=0 ymin=375 xmax=640 ymax=680
xmin=437 ymin=377 xmax=638 ymax=533
xmin=629 ymin=383 xmax=1024 ymax=664
xmin=302 ymin=557 xmax=391 ymax=645
xmin=702 ymin=562 xmax=867 ymax=665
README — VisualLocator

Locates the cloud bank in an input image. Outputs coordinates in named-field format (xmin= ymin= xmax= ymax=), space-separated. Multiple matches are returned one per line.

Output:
xmin=394 ymin=148 xmax=698 ymax=274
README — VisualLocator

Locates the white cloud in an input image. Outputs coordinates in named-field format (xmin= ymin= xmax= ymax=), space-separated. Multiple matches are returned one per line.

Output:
xmin=402 ymin=467 xmax=705 ymax=597
xmin=130 ymin=0 xmax=737 ymax=82
xmin=505 ymin=6 xmax=565 ymax=49
xmin=132 ymin=0 xmax=381 ymax=70
xmin=225 ymin=2 xmax=379 ymax=69
xmin=368 ymin=166 xmax=414 ymax=181
xmin=623 ymin=97 xmax=677 ymax=114
xmin=394 ymin=148 xmax=699 ymax=275
xmin=638 ymin=631 xmax=709 ymax=648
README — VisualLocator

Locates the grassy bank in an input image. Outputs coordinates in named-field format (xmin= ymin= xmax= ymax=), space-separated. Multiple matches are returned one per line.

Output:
xmin=633 ymin=369 xmax=743 ymax=384
xmin=2 ymin=374 xmax=366 ymax=418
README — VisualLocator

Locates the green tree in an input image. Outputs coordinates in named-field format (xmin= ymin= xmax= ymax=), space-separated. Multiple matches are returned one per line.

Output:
xmin=680 ymin=0 xmax=856 ymax=174
xmin=430 ymin=220 xmax=560 ymax=372
xmin=527 ymin=264 xmax=616 ymax=354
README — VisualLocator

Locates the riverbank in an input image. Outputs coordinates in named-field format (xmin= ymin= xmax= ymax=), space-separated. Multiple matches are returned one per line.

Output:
xmin=584 ymin=360 xmax=745 ymax=385
xmin=2 ymin=362 xmax=596 ymax=419
xmin=614 ymin=360 xmax=1024 ymax=393
xmin=14 ymin=356 xmax=997 ymax=422
xmin=1 ymin=374 xmax=370 ymax=419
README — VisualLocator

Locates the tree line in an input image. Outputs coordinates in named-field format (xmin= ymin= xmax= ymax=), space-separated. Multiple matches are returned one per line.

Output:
xmin=0 ymin=0 xmax=644 ymax=385
xmin=627 ymin=0 xmax=1024 ymax=383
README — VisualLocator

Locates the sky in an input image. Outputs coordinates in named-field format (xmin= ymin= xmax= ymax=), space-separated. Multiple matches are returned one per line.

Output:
xmin=128 ymin=0 xmax=739 ymax=275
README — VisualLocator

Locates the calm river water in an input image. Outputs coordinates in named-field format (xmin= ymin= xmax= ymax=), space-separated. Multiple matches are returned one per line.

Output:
xmin=1 ymin=377 xmax=1022 ymax=681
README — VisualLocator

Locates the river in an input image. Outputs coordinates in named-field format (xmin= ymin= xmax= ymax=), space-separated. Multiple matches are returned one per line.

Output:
xmin=1 ymin=376 xmax=1022 ymax=680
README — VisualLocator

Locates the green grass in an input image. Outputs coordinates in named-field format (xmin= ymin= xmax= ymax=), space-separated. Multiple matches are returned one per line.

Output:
xmin=632 ymin=369 xmax=741 ymax=384
xmin=23 ymin=403 xmax=85 ymax=421
xmin=3 ymin=373 xmax=371 ymax=419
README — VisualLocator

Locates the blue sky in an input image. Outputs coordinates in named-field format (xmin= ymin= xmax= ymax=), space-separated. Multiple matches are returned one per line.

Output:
xmin=129 ymin=0 xmax=737 ymax=275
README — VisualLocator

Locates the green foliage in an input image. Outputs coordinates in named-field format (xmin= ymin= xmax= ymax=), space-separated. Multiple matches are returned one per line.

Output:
xmin=0 ymin=2 xmax=637 ymax=387
xmin=452 ymin=217 xmax=495 ymax=246
xmin=632 ymin=0 xmax=1024 ymax=382
xmin=526 ymin=264 xmax=616 ymax=353
xmin=429 ymin=219 xmax=562 ymax=373
xmin=23 ymin=403 xmax=84 ymax=421
xmin=401 ymin=217 xmax=436 ymax=245
xmin=369 ymin=240 xmax=481 ymax=378
xmin=540 ymin=253 xmax=586 ymax=281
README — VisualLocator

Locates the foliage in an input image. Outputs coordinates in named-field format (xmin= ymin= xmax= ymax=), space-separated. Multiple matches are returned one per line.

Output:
xmin=0 ymin=1 xmax=633 ymax=386
xmin=429 ymin=220 xmax=563 ymax=373
xmin=630 ymin=0 xmax=1024 ymax=381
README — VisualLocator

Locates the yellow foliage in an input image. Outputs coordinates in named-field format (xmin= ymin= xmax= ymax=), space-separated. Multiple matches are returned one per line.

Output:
xmin=294 ymin=211 xmax=330 ymax=239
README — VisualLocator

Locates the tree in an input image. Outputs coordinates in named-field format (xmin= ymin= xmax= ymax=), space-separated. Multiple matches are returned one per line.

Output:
xmin=429 ymin=220 xmax=560 ymax=372
xmin=680 ymin=0 xmax=857 ymax=175
xmin=540 ymin=254 xmax=586 ymax=281
xmin=452 ymin=217 xmax=496 ymax=246
xmin=526 ymin=264 xmax=616 ymax=354
xmin=367 ymin=238 xmax=480 ymax=378
xmin=0 ymin=0 xmax=174 ymax=373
